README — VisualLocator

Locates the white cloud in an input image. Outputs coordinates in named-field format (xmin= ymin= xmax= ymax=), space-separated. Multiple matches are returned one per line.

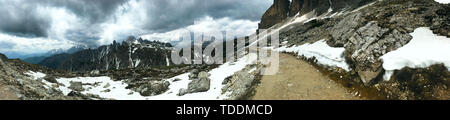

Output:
xmin=0 ymin=33 xmax=73 ymax=54
xmin=141 ymin=16 xmax=259 ymax=43
xmin=0 ymin=6 xmax=82 ymax=54
xmin=0 ymin=0 xmax=265 ymax=55
xmin=98 ymin=0 xmax=148 ymax=45
xmin=36 ymin=6 xmax=83 ymax=42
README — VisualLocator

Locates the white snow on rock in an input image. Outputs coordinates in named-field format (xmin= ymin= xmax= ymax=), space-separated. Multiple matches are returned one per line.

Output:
xmin=147 ymin=52 xmax=258 ymax=100
xmin=381 ymin=27 xmax=450 ymax=80
xmin=25 ymin=71 xmax=46 ymax=80
xmin=435 ymin=0 xmax=450 ymax=4
xmin=25 ymin=71 xmax=54 ymax=89
xmin=43 ymin=53 xmax=258 ymax=100
xmin=276 ymin=40 xmax=350 ymax=71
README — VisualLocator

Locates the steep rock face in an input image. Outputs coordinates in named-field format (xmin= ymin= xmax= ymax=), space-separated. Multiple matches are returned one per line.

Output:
xmin=299 ymin=0 xmax=330 ymax=16
xmin=259 ymin=0 xmax=290 ymax=29
xmin=39 ymin=37 xmax=173 ymax=72
xmin=288 ymin=0 xmax=304 ymax=17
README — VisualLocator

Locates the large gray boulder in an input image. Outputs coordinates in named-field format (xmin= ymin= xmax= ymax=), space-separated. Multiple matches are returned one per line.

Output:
xmin=345 ymin=21 xmax=412 ymax=84
xmin=178 ymin=71 xmax=211 ymax=96
xmin=138 ymin=80 xmax=170 ymax=96
xmin=68 ymin=81 xmax=85 ymax=92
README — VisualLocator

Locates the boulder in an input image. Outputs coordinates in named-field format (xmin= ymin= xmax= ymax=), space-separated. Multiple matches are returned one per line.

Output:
xmin=178 ymin=71 xmax=211 ymax=96
xmin=344 ymin=21 xmax=411 ymax=84
xmin=187 ymin=72 xmax=211 ymax=93
xmin=68 ymin=81 xmax=85 ymax=92
xmin=138 ymin=81 xmax=170 ymax=96
xmin=103 ymin=83 xmax=111 ymax=88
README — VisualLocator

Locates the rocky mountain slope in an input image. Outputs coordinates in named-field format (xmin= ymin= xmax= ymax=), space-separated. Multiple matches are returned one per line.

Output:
xmin=259 ymin=0 xmax=375 ymax=29
xmin=0 ymin=54 xmax=87 ymax=100
xmin=262 ymin=0 xmax=449 ymax=99
xmin=39 ymin=37 xmax=173 ymax=72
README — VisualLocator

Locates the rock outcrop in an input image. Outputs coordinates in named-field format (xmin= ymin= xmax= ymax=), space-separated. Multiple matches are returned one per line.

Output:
xmin=222 ymin=64 xmax=262 ymax=100
xmin=0 ymin=53 xmax=83 ymax=100
xmin=178 ymin=71 xmax=211 ymax=96
xmin=137 ymin=80 xmax=170 ymax=96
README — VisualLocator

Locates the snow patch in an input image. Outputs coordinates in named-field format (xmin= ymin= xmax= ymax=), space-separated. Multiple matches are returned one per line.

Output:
xmin=276 ymin=40 xmax=350 ymax=71
xmin=50 ymin=53 xmax=258 ymax=100
xmin=165 ymin=55 xmax=170 ymax=66
xmin=147 ymin=53 xmax=258 ymax=100
xmin=25 ymin=71 xmax=53 ymax=89
xmin=25 ymin=71 xmax=46 ymax=80
xmin=435 ymin=0 xmax=450 ymax=4
xmin=381 ymin=27 xmax=450 ymax=80
xmin=56 ymin=76 xmax=144 ymax=99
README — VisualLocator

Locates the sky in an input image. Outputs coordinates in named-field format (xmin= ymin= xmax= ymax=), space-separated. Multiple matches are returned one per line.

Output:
xmin=0 ymin=0 xmax=272 ymax=57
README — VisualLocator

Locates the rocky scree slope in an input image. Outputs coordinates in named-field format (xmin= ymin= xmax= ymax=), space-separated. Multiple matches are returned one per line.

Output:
xmin=0 ymin=54 xmax=88 ymax=100
xmin=264 ymin=0 xmax=449 ymax=99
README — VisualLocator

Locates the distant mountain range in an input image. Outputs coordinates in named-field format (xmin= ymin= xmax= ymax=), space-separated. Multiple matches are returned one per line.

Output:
xmin=38 ymin=37 xmax=173 ymax=72
xmin=22 ymin=45 xmax=88 ymax=64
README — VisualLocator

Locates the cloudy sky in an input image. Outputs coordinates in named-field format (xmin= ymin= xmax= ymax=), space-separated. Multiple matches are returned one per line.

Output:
xmin=0 ymin=0 xmax=271 ymax=57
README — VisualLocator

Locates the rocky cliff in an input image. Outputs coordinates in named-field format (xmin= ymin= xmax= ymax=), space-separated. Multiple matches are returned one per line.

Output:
xmin=259 ymin=0 xmax=290 ymax=29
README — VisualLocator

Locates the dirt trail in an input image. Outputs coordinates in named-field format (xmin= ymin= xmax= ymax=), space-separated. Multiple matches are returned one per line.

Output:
xmin=252 ymin=53 xmax=360 ymax=100
xmin=0 ymin=82 xmax=18 ymax=100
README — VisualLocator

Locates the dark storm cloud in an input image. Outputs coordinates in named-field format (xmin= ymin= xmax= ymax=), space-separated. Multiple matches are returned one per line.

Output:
xmin=38 ymin=0 xmax=129 ymax=23
xmin=0 ymin=0 xmax=128 ymax=37
xmin=0 ymin=0 xmax=271 ymax=51
xmin=0 ymin=1 xmax=50 ymax=37
xmin=142 ymin=0 xmax=271 ymax=32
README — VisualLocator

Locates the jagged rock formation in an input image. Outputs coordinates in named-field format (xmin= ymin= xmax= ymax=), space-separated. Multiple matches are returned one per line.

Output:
xmin=39 ymin=37 xmax=173 ymax=72
xmin=259 ymin=0 xmax=290 ymax=29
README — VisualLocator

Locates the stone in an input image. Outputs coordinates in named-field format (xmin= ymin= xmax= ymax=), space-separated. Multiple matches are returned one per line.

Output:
xmin=102 ymin=89 xmax=111 ymax=93
xmin=103 ymin=83 xmax=111 ymax=88
xmin=68 ymin=81 xmax=85 ymax=92
xmin=178 ymin=71 xmax=211 ymax=96
xmin=138 ymin=81 xmax=170 ymax=96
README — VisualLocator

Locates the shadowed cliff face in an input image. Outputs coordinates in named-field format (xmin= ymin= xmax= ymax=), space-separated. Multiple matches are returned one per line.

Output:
xmin=258 ymin=0 xmax=290 ymax=29
xmin=259 ymin=0 xmax=375 ymax=29
xmin=289 ymin=0 xmax=304 ymax=17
